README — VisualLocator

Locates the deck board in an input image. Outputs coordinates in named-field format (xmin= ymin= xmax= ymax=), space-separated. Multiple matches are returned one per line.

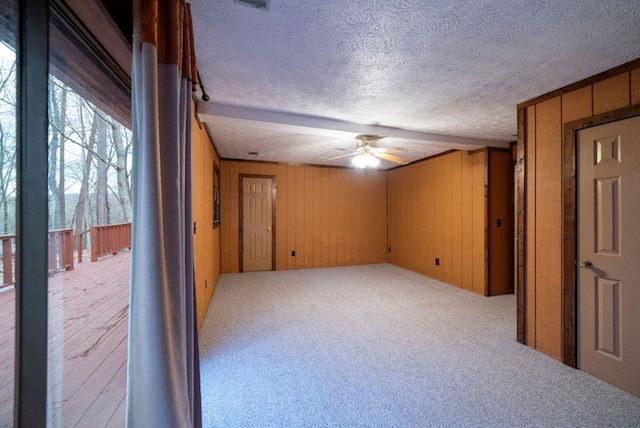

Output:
xmin=0 ymin=251 xmax=130 ymax=428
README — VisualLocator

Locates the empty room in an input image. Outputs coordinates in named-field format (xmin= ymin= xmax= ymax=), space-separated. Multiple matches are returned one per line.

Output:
xmin=3 ymin=0 xmax=640 ymax=427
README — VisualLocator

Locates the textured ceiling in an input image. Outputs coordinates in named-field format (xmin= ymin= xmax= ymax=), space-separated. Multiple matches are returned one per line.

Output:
xmin=189 ymin=0 xmax=640 ymax=168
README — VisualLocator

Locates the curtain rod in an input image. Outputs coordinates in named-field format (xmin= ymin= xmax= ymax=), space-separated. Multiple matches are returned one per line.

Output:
xmin=197 ymin=70 xmax=210 ymax=102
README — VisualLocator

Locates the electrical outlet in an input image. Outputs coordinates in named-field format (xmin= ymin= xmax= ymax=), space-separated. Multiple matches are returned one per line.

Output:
xmin=291 ymin=250 xmax=296 ymax=257
xmin=435 ymin=258 xmax=440 ymax=266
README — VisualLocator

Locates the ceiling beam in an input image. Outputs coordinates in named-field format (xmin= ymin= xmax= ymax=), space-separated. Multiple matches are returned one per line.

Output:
xmin=197 ymin=102 xmax=510 ymax=150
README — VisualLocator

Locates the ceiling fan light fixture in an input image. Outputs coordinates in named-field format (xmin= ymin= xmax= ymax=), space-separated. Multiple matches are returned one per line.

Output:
xmin=352 ymin=153 xmax=380 ymax=169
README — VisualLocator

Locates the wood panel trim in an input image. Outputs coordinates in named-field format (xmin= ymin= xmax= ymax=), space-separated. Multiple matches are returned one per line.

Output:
xmin=213 ymin=161 xmax=220 ymax=229
xmin=561 ymin=103 xmax=640 ymax=367
xmin=518 ymin=58 xmax=640 ymax=110
xmin=516 ymin=108 xmax=526 ymax=344
xmin=238 ymin=174 xmax=277 ymax=272
xmin=386 ymin=149 xmax=458 ymax=171
xmin=483 ymin=152 xmax=489 ymax=296
xmin=468 ymin=147 xmax=510 ymax=156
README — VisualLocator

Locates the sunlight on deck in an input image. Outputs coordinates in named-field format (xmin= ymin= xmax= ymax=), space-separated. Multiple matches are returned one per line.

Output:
xmin=0 ymin=251 xmax=130 ymax=427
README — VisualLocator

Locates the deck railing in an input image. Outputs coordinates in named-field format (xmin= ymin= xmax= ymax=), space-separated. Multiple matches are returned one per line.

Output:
xmin=74 ymin=229 xmax=91 ymax=264
xmin=1 ymin=229 xmax=75 ymax=288
xmin=90 ymin=222 xmax=132 ymax=262
xmin=2 ymin=235 xmax=15 ymax=287
xmin=48 ymin=228 xmax=75 ymax=275
xmin=0 ymin=222 xmax=132 ymax=288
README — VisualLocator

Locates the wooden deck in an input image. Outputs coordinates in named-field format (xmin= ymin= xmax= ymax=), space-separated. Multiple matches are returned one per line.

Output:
xmin=0 ymin=251 xmax=130 ymax=428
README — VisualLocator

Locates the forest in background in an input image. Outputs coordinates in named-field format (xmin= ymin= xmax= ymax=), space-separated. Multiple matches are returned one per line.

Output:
xmin=0 ymin=43 xmax=133 ymax=246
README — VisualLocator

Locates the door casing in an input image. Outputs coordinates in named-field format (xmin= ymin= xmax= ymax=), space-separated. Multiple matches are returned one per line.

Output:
xmin=239 ymin=174 xmax=276 ymax=272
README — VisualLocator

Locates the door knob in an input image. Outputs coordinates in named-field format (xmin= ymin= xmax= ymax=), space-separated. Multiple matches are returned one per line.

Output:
xmin=267 ymin=226 xmax=272 ymax=232
xmin=578 ymin=260 xmax=593 ymax=269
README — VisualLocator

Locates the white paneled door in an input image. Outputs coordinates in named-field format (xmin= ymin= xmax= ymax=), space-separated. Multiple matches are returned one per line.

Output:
xmin=242 ymin=176 xmax=273 ymax=272
xmin=577 ymin=115 xmax=640 ymax=397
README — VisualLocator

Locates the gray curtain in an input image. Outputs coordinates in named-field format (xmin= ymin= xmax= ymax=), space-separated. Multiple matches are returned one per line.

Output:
xmin=126 ymin=1 xmax=201 ymax=426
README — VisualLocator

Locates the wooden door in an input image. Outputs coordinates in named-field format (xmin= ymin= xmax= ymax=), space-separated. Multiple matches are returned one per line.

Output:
xmin=242 ymin=176 xmax=273 ymax=272
xmin=577 ymin=115 xmax=640 ymax=396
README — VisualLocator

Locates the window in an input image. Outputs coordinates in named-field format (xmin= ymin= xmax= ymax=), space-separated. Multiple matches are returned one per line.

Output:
xmin=0 ymin=1 xmax=133 ymax=424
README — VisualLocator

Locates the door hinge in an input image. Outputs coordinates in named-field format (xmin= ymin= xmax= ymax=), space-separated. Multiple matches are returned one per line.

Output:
xmin=193 ymin=221 xmax=196 ymax=234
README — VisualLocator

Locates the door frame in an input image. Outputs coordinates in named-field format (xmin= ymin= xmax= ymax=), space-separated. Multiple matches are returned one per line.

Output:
xmin=561 ymin=103 xmax=640 ymax=367
xmin=239 ymin=174 xmax=277 ymax=272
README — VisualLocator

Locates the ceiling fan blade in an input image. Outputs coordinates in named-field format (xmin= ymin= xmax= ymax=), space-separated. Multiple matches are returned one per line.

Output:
xmin=322 ymin=152 xmax=358 ymax=161
xmin=373 ymin=147 xmax=408 ymax=154
xmin=375 ymin=152 xmax=410 ymax=165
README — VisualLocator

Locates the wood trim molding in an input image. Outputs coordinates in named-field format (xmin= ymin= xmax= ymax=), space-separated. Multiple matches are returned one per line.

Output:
xmin=561 ymin=102 xmax=640 ymax=367
xmin=516 ymin=108 xmax=526 ymax=344
xmin=386 ymin=149 xmax=458 ymax=171
xmin=518 ymin=58 xmax=640 ymax=110
xmin=238 ymin=174 xmax=277 ymax=273
xmin=467 ymin=146 xmax=510 ymax=156
xmin=483 ymin=150 xmax=490 ymax=296
xmin=468 ymin=147 xmax=487 ymax=155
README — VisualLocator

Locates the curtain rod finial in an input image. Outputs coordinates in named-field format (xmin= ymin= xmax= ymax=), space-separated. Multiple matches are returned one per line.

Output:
xmin=197 ymin=70 xmax=210 ymax=102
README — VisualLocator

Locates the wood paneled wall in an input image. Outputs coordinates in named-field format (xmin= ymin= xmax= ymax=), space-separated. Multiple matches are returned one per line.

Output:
xmin=219 ymin=161 xmax=388 ymax=273
xmin=387 ymin=151 xmax=488 ymax=293
xmin=191 ymin=108 xmax=221 ymax=329
xmin=519 ymin=63 xmax=640 ymax=360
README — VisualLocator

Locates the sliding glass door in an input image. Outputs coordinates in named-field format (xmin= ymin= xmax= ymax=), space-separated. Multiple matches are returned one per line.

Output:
xmin=46 ymin=2 xmax=131 ymax=424
xmin=0 ymin=1 xmax=132 ymax=425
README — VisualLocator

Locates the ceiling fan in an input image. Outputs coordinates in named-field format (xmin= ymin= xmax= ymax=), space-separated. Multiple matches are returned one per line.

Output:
xmin=324 ymin=135 xmax=409 ymax=168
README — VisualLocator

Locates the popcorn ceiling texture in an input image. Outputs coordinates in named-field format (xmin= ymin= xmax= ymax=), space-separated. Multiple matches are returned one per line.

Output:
xmin=190 ymin=0 xmax=640 ymax=162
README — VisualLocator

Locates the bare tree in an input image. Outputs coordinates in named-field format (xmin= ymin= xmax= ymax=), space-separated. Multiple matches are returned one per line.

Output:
xmin=95 ymin=114 xmax=109 ymax=225
xmin=57 ymin=85 xmax=67 ymax=229
xmin=74 ymin=102 xmax=98 ymax=248
xmin=0 ymin=60 xmax=16 ymax=234
xmin=48 ymin=78 xmax=60 ymax=229
xmin=109 ymin=117 xmax=132 ymax=222
xmin=0 ymin=65 xmax=134 ymax=238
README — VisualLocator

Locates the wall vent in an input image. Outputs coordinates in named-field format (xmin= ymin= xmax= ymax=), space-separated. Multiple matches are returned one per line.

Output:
xmin=234 ymin=0 xmax=270 ymax=11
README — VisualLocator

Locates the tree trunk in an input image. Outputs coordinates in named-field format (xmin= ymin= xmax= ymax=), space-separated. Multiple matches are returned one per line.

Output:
xmin=0 ymin=121 xmax=7 ymax=234
xmin=95 ymin=114 xmax=108 ymax=225
xmin=48 ymin=78 xmax=60 ymax=229
xmin=58 ymin=87 xmax=67 ymax=229
xmin=0 ymin=62 xmax=16 ymax=234
xmin=75 ymin=108 xmax=98 ymax=248
xmin=110 ymin=119 xmax=132 ymax=222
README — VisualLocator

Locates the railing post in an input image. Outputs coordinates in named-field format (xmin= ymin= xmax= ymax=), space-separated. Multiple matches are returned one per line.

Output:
xmin=47 ymin=232 xmax=56 ymax=276
xmin=2 ymin=238 xmax=13 ymax=286
xmin=111 ymin=226 xmax=117 ymax=256
xmin=65 ymin=230 xmax=74 ymax=271
xmin=90 ymin=226 xmax=98 ymax=262
xmin=76 ymin=234 xmax=82 ymax=264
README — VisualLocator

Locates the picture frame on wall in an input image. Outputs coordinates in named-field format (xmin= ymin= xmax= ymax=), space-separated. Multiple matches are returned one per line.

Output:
xmin=213 ymin=162 xmax=220 ymax=227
